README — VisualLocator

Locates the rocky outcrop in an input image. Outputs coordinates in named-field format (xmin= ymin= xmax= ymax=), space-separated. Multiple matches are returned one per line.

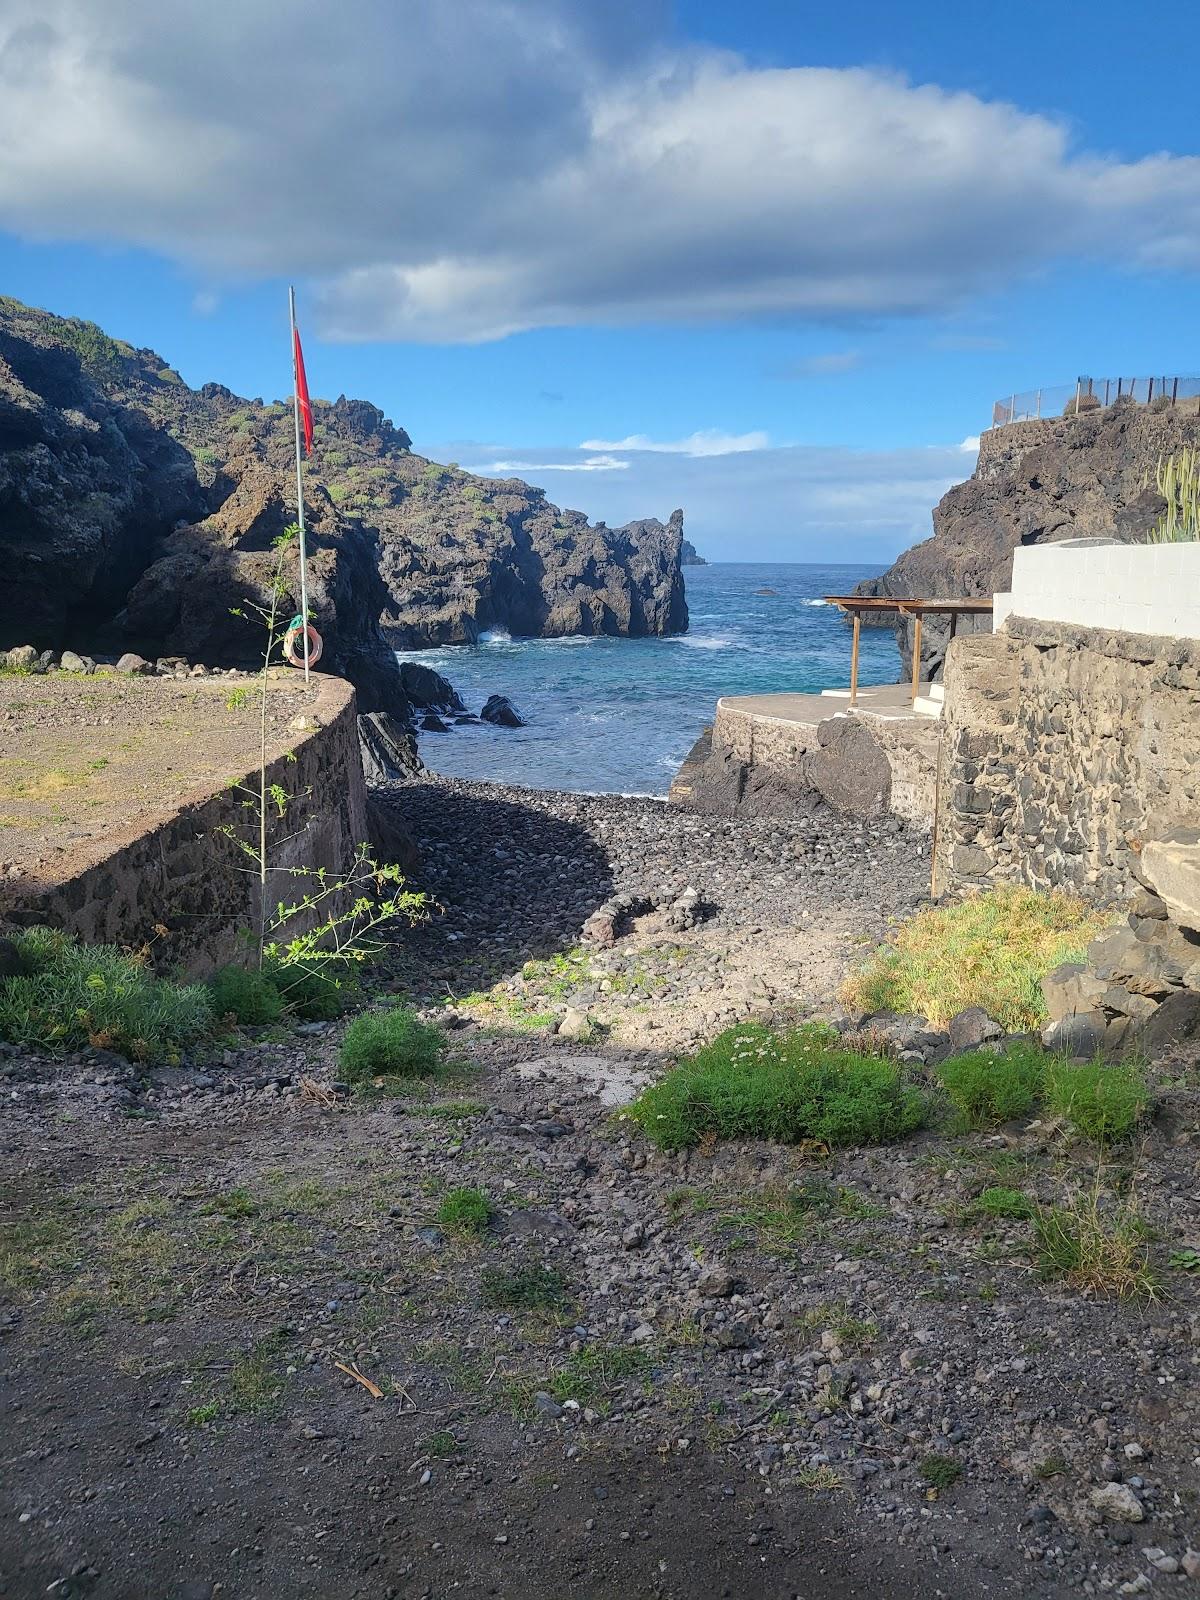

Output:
xmin=0 ymin=294 xmax=689 ymax=722
xmin=376 ymin=498 xmax=688 ymax=646
xmin=857 ymin=398 xmax=1200 ymax=678
xmin=681 ymin=540 xmax=708 ymax=566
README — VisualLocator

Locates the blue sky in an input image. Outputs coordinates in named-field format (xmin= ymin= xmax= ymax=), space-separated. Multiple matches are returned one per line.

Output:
xmin=0 ymin=0 xmax=1196 ymax=560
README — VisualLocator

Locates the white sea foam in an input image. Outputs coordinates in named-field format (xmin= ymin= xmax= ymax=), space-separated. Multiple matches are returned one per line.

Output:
xmin=802 ymin=598 xmax=830 ymax=607
xmin=674 ymin=633 xmax=733 ymax=649
xmin=478 ymin=627 xmax=513 ymax=645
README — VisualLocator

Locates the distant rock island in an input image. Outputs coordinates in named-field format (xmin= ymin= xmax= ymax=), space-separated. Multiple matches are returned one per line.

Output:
xmin=681 ymin=539 xmax=708 ymax=565
xmin=0 ymin=295 xmax=688 ymax=718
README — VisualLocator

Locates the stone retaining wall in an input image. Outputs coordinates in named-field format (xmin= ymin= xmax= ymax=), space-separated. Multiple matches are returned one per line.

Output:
xmin=936 ymin=618 xmax=1200 ymax=901
xmin=3 ymin=676 xmax=370 ymax=975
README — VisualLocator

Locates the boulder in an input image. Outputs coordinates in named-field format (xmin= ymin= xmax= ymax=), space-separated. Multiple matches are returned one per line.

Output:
xmin=481 ymin=694 xmax=526 ymax=728
xmin=357 ymin=712 xmax=423 ymax=786
xmin=802 ymin=716 xmax=891 ymax=820
xmin=1042 ymin=962 xmax=1107 ymax=1023
xmin=946 ymin=1007 xmax=1005 ymax=1053
xmin=115 ymin=652 xmax=153 ymax=675
xmin=1133 ymin=990 xmax=1200 ymax=1054
xmin=1042 ymin=1010 xmax=1107 ymax=1058
xmin=558 ymin=1007 xmax=591 ymax=1041
xmin=1140 ymin=830 xmax=1200 ymax=934
xmin=2 ymin=644 xmax=38 ymax=671
xmin=420 ymin=713 xmax=449 ymax=733
xmin=397 ymin=661 xmax=466 ymax=715
xmin=59 ymin=649 xmax=94 ymax=673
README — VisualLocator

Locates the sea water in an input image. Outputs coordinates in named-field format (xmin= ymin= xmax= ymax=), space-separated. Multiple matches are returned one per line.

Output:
xmin=394 ymin=562 xmax=899 ymax=796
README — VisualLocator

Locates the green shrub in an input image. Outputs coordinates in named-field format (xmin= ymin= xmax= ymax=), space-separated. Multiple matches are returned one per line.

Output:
xmin=921 ymin=1454 xmax=962 ymax=1490
xmin=0 ymin=927 xmax=212 ymax=1062
xmin=841 ymin=888 xmax=1108 ymax=1029
xmin=1043 ymin=1059 xmax=1147 ymax=1143
xmin=207 ymin=965 xmax=284 ymax=1025
xmin=936 ymin=1041 xmax=1047 ymax=1129
xmin=265 ymin=957 xmax=357 ymax=1020
xmin=339 ymin=1005 xmax=446 ymax=1081
xmin=437 ymin=1186 xmax=493 ymax=1235
xmin=626 ymin=1024 xmax=927 ymax=1152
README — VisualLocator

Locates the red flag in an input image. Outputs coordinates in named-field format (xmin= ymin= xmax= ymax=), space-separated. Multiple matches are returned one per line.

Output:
xmin=293 ymin=323 xmax=314 ymax=455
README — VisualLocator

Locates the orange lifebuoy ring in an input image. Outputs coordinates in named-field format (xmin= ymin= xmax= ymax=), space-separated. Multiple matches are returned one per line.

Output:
xmin=283 ymin=620 xmax=323 ymax=667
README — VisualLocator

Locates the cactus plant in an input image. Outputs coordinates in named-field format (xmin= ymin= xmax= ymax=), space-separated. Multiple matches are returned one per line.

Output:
xmin=1145 ymin=450 xmax=1200 ymax=542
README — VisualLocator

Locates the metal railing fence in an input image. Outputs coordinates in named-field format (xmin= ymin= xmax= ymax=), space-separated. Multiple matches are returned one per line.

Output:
xmin=992 ymin=375 xmax=1200 ymax=427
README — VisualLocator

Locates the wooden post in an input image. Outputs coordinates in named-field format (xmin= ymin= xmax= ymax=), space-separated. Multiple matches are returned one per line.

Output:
xmin=849 ymin=611 xmax=861 ymax=706
xmin=910 ymin=612 xmax=923 ymax=704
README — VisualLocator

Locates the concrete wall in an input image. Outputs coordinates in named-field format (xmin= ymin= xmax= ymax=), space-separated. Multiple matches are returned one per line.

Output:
xmin=4 ymin=676 xmax=371 ymax=975
xmin=936 ymin=618 xmax=1200 ymax=902
xmin=713 ymin=699 xmax=819 ymax=767
xmin=993 ymin=540 xmax=1200 ymax=639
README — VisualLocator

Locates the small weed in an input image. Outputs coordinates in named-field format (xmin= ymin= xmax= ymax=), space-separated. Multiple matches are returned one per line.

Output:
xmin=921 ymin=1453 xmax=962 ymax=1491
xmin=198 ymin=1186 xmax=259 ymax=1220
xmin=417 ymin=1099 xmax=487 ymax=1122
xmin=1169 ymin=1248 xmax=1200 ymax=1273
xmin=936 ymin=1042 xmax=1047 ymax=1129
xmin=796 ymin=1465 xmax=843 ymax=1492
xmin=186 ymin=1401 xmax=221 ymax=1426
xmin=340 ymin=1006 xmax=446 ymax=1081
xmin=228 ymin=1332 xmax=290 ymax=1415
xmin=549 ymin=1344 xmax=651 ymax=1406
xmin=437 ymin=1186 xmax=493 ymax=1235
xmin=225 ymin=686 xmax=252 ymax=711
xmin=1035 ymin=1454 xmax=1068 ymax=1480
xmin=423 ymin=1429 xmax=459 ymax=1458
xmin=1043 ymin=1059 xmax=1148 ymax=1143
xmin=1034 ymin=1188 xmax=1156 ymax=1299
xmin=480 ymin=1263 xmax=571 ymax=1312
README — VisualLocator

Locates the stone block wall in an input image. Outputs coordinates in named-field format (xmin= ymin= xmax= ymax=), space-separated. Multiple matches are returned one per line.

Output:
xmin=4 ymin=676 xmax=372 ymax=975
xmin=937 ymin=618 xmax=1200 ymax=902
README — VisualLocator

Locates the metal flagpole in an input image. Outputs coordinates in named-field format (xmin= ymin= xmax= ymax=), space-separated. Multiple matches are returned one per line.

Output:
xmin=288 ymin=284 xmax=311 ymax=682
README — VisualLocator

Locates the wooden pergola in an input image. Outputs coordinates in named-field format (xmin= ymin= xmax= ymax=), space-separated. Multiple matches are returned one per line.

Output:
xmin=823 ymin=596 xmax=995 ymax=706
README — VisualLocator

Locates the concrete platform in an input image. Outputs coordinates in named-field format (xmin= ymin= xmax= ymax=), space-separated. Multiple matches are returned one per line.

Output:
xmin=706 ymin=681 xmax=942 ymax=829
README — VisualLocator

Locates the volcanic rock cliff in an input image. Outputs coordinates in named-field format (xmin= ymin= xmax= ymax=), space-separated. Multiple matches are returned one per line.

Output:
xmin=0 ymin=295 xmax=688 ymax=712
xmin=856 ymin=397 xmax=1200 ymax=676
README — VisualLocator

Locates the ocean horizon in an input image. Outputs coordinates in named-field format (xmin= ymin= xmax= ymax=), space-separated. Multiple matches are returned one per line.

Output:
xmin=396 ymin=561 xmax=901 ymax=795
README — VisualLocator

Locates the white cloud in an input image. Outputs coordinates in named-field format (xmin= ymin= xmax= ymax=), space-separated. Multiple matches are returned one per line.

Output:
xmin=578 ymin=429 xmax=770 ymax=456
xmin=475 ymin=453 xmax=630 ymax=473
xmin=959 ymin=435 xmax=981 ymax=452
xmin=191 ymin=289 xmax=219 ymax=316
xmin=0 ymin=3 xmax=1198 ymax=343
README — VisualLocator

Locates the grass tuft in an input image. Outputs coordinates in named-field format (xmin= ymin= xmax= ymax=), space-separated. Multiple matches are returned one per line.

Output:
xmin=437 ymin=1186 xmax=493 ymax=1235
xmin=921 ymin=1453 xmax=963 ymax=1490
xmin=1043 ymin=1059 xmax=1148 ymax=1143
xmin=0 ymin=926 xmax=212 ymax=1062
xmin=971 ymin=1186 xmax=1034 ymax=1221
xmin=936 ymin=1041 xmax=1047 ymax=1129
xmin=1034 ymin=1189 xmax=1156 ymax=1299
xmin=841 ymin=888 xmax=1108 ymax=1030
xmin=480 ymin=1263 xmax=570 ymax=1312
xmin=626 ymin=1023 xmax=927 ymax=1152
xmin=339 ymin=1006 xmax=446 ymax=1081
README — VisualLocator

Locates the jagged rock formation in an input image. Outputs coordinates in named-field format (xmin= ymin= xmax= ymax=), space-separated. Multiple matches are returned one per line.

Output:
xmin=377 ymin=500 xmax=688 ymax=646
xmin=0 ymin=295 xmax=689 ymax=712
xmin=856 ymin=397 xmax=1200 ymax=677
xmin=681 ymin=540 xmax=708 ymax=566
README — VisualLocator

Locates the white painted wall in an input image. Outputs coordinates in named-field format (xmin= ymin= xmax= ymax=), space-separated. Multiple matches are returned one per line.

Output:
xmin=993 ymin=538 xmax=1200 ymax=639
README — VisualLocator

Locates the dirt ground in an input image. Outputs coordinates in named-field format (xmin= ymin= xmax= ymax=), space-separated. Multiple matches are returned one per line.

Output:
xmin=0 ymin=669 xmax=318 ymax=886
xmin=2 ymin=780 xmax=1199 ymax=1600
